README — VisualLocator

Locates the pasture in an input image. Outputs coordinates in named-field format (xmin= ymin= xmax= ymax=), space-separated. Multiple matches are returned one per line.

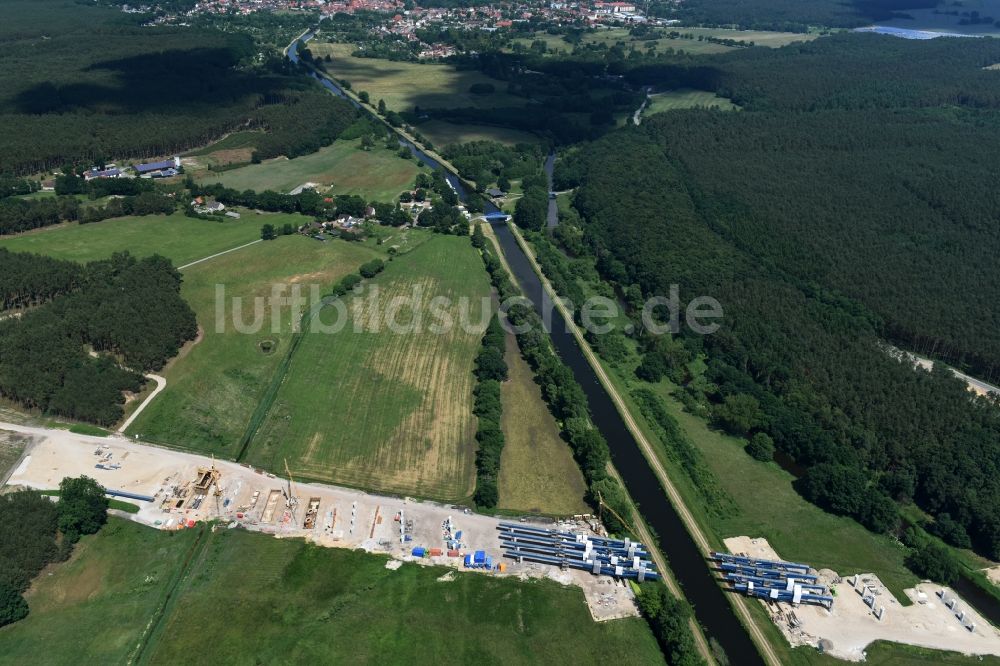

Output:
xmin=498 ymin=335 xmax=589 ymax=516
xmin=310 ymin=43 xmax=525 ymax=113
xmin=196 ymin=139 xmax=422 ymax=201
xmin=644 ymin=89 xmax=739 ymax=115
xmin=248 ymin=234 xmax=491 ymax=500
xmin=0 ymin=212 xmax=267 ymax=266
xmin=125 ymin=235 xmax=383 ymax=453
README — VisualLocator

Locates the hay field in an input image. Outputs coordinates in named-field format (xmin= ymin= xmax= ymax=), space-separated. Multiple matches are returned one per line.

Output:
xmin=498 ymin=335 xmax=589 ymax=516
xmin=248 ymin=234 xmax=491 ymax=500
xmin=644 ymin=89 xmax=739 ymax=115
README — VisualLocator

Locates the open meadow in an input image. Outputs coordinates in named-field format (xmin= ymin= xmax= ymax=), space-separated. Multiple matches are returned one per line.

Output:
xmin=144 ymin=528 xmax=664 ymax=664
xmin=248 ymin=234 xmax=491 ymax=500
xmin=644 ymin=89 xmax=739 ymax=115
xmin=196 ymin=139 xmax=422 ymax=201
xmin=415 ymin=119 xmax=539 ymax=150
xmin=0 ymin=212 xmax=266 ymax=266
xmin=310 ymin=43 xmax=525 ymax=113
xmin=0 ymin=519 xmax=201 ymax=666
xmin=514 ymin=26 xmax=819 ymax=56
xmin=309 ymin=42 xmax=536 ymax=147
xmin=0 ymin=517 xmax=663 ymax=665
xmin=125 ymin=235 xmax=384 ymax=453
xmin=498 ymin=335 xmax=589 ymax=516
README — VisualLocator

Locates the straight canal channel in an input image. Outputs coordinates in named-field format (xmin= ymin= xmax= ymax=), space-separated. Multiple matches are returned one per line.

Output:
xmin=289 ymin=32 xmax=764 ymax=664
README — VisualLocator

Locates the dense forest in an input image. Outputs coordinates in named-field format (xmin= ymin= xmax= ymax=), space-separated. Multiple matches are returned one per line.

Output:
xmin=0 ymin=252 xmax=196 ymax=425
xmin=554 ymin=33 xmax=1000 ymax=561
xmin=0 ymin=0 xmax=357 ymax=174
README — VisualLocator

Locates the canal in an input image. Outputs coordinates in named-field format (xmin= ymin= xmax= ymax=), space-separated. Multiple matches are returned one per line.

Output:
xmin=288 ymin=32 xmax=765 ymax=663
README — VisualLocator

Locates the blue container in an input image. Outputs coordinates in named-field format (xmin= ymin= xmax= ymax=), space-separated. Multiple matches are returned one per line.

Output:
xmin=474 ymin=550 xmax=486 ymax=564
xmin=412 ymin=547 xmax=426 ymax=557
xmin=455 ymin=530 xmax=463 ymax=540
xmin=464 ymin=554 xmax=473 ymax=567
xmin=485 ymin=556 xmax=493 ymax=569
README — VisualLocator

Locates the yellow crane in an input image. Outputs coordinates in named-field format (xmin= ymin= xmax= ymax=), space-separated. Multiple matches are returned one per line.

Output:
xmin=283 ymin=458 xmax=298 ymax=509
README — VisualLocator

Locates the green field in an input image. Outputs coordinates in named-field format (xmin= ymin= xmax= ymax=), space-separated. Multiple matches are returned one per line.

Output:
xmin=0 ymin=517 xmax=663 ymax=664
xmin=197 ymin=139 xmax=422 ymax=201
xmin=498 ymin=335 xmax=589 ymax=515
xmin=0 ymin=212 xmax=266 ymax=266
xmin=515 ymin=26 xmax=818 ymax=56
xmin=416 ymin=119 xmax=539 ymax=150
xmin=184 ymin=130 xmax=264 ymax=156
xmin=644 ymin=89 xmax=739 ymax=115
xmin=126 ymin=235 xmax=384 ymax=453
xmin=0 ymin=519 xmax=201 ymax=665
xmin=312 ymin=43 xmax=526 ymax=113
xmin=249 ymin=234 xmax=491 ymax=500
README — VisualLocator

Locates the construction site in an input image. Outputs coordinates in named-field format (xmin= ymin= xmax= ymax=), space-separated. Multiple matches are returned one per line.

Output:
xmin=3 ymin=424 xmax=640 ymax=622
xmin=719 ymin=536 xmax=1000 ymax=661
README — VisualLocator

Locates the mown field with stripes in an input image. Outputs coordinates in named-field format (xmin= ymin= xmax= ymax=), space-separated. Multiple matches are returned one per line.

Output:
xmin=248 ymin=234 xmax=492 ymax=500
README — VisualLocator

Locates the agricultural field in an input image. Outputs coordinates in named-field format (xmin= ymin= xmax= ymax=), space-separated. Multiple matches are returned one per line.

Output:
xmin=644 ymin=89 xmax=739 ymax=115
xmin=415 ymin=119 xmax=540 ymax=150
xmin=498 ymin=336 xmax=589 ymax=516
xmin=0 ymin=518 xmax=663 ymax=664
xmin=0 ymin=519 xmax=201 ymax=666
xmin=0 ymin=212 xmax=267 ymax=266
xmin=248 ymin=234 xmax=491 ymax=500
xmin=310 ymin=43 xmax=526 ymax=113
xmin=195 ymin=138 xmax=422 ymax=201
xmin=126 ymin=235 xmax=384 ymax=453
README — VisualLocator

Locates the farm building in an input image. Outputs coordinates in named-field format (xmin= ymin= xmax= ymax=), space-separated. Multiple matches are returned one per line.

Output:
xmin=84 ymin=167 xmax=122 ymax=180
xmin=135 ymin=157 xmax=181 ymax=177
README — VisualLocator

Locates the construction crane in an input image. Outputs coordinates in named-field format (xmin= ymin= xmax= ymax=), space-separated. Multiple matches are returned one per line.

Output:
xmin=283 ymin=458 xmax=299 ymax=518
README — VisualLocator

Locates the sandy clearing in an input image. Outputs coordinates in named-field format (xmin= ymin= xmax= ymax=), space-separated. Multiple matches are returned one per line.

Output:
xmin=0 ymin=420 xmax=639 ymax=621
xmin=724 ymin=536 xmax=1000 ymax=662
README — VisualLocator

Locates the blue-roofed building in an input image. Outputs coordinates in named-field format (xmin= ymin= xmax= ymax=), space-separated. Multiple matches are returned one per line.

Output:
xmin=135 ymin=156 xmax=180 ymax=176
xmin=83 ymin=167 xmax=122 ymax=181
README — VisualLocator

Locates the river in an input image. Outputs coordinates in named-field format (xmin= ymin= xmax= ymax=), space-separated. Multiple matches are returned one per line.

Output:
xmin=288 ymin=32 xmax=766 ymax=663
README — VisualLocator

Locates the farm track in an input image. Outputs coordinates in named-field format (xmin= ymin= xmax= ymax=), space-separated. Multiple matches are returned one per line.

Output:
xmin=130 ymin=523 xmax=209 ymax=665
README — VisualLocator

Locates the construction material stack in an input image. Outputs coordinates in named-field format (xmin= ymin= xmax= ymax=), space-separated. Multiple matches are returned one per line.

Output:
xmin=709 ymin=552 xmax=833 ymax=609
xmin=497 ymin=522 xmax=659 ymax=582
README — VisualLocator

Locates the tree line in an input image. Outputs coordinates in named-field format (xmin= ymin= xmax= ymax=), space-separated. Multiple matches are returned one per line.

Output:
xmin=470 ymin=314 xmax=509 ymax=508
